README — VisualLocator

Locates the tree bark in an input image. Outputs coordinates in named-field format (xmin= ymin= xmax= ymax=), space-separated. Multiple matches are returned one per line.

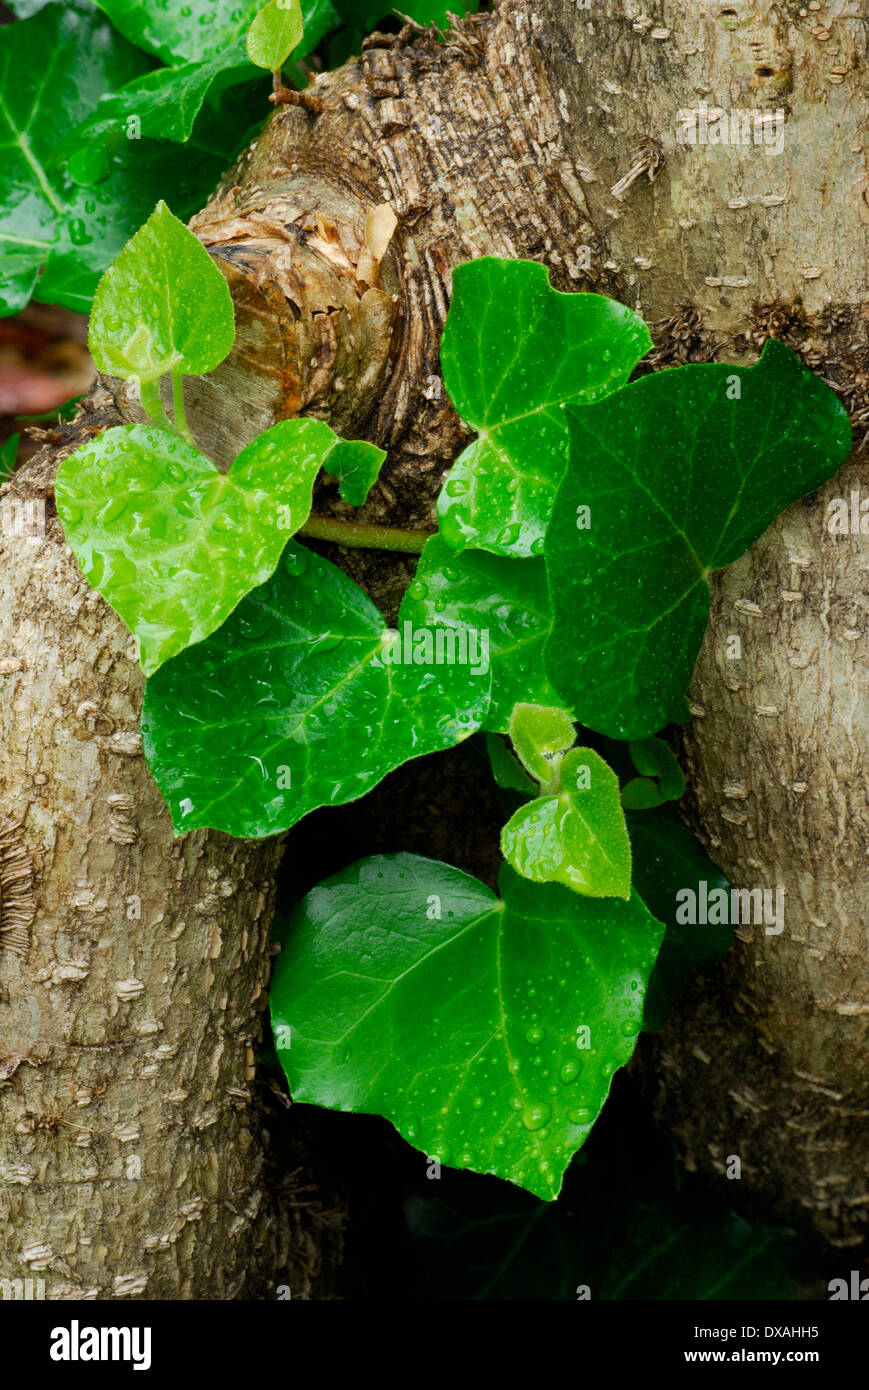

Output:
xmin=0 ymin=396 xmax=343 ymax=1298
xmin=2 ymin=0 xmax=865 ymax=1296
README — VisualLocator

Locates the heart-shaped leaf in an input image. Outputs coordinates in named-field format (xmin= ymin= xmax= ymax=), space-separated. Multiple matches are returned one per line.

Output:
xmin=88 ymin=200 xmax=235 ymax=385
xmin=142 ymin=542 xmax=491 ymax=836
xmin=270 ymin=853 xmax=664 ymax=1199
xmin=94 ymin=0 xmax=332 ymax=64
xmin=55 ymin=419 xmax=343 ymax=674
xmin=545 ymin=339 xmax=853 ymax=739
xmin=401 ymin=535 xmax=565 ymax=733
xmin=501 ymin=748 xmax=631 ymax=898
xmin=247 ymin=0 xmax=304 ymax=70
xmin=437 ymin=258 xmax=651 ymax=557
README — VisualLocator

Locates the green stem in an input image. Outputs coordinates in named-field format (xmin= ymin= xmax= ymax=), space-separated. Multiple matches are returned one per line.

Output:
xmin=171 ymin=372 xmax=196 ymax=447
xmin=140 ymin=377 xmax=174 ymax=432
xmin=299 ymin=516 xmax=430 ymax=554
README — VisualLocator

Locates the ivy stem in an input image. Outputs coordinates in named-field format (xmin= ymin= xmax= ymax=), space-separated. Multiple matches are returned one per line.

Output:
xmin=140 ymin=377 xmax=174 ymax=433
xmin=171 ymin=372 xmax=196 ymax=448
xmin=299 ymin=516 xmax=430 ymax=554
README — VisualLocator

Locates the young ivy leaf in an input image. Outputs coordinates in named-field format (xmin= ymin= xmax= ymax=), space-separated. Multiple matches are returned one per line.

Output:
xmin=501 ymin=748 xmax=631 ymax=898
xmin=437 ymin=258 xmax=652 ymax=558
xmin=508 ymin=701 xmax=576 ymax=785
xmin=55 ymin=419 xmax=346 ymax=674
xmin=621 ymin=735 xmax=685 ymax=810
xmin=88 ymin=200 xmax=235 ymax=386
xmin=321 ymin=437 xmax=386 ymax=507
xmin=142 ymin=542 xmax=491 ymax=837
xmin=545 ymin=340 xmax=853 ymax=740
xmin=247 ymin=0 xmax=304 ymax=70
xmin=270 ymin=853 xmax=664 ymax=1200
xmin=401 ymin=535 xmax=566 ymax=733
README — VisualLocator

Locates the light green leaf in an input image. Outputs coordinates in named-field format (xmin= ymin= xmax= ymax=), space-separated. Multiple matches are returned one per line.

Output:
xmin=545 ymin=339 xmax=853 ymax=739
xmin=322 ymin=437 xmax=386 ymax=506
xmin=509 ymin=702 xmax=576 ymax=785
xmin=247 ymin=0 xmax=304 ymax=70
xmin=141 ymin=542 xmax=491 ymax=836
xmin=401 ymin=535 xmax=566 ymax=733
xmin=56 ymin=419 xmax=337 ymax=674
xmin=270 ymin=853 xmax=664 ymax=1199
xmin=88 ymin=201 xmax=235 ymax=386
xmin=437 ymin=258 xmax=652 ymax=557
xmin=501 ymin=748 xmax=631 ymax=898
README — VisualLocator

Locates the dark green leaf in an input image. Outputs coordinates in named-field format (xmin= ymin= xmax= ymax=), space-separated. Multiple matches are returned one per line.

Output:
xmin=270 ymin=852 xmax=664 ymax=1199
xmin=63 ymin=41 xmax=259 ymax=150
xmin=142 ymin=542 xmax=491 ymax=836
xmin=485 ymin=733 xmax=538 ymax=796
xmin=0 ymin=3 xmax=149 ymax=314
xmin=437 ymin=258 xmax=651 ymax=557
xmin=628 ymin=814 xmax=732 ymax=1031
xmin=0 ymin=434 xmax=19 ymax=480
xmin=546 ymin=340 xmax=852 ymax=738
xmin=401 ymin=535 xmax=565 ymax=733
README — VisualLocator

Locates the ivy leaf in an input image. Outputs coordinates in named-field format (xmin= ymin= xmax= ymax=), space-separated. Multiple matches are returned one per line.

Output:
xmin=501 ymin=748 xmax=631 ymax=898
xmin=270 ymin=853 xmax=664 ymax=1200
xmin=401 ymin=535 xmax=565 ymax=733
xmin=0 ymin=434 xmax=19 ymax=481
xmin=628 ymin=814 xmax=733 ymax=1031
xmin=62 ymin=41 xmax=261 ymax=151
xmin=88 ymin=200 xmax=235 ymax=386
xmin=620 ymin=735 xmax=685 ymax=810
xmin=247 ymin=0 xmax=304 ymax=70
xmin=437 ymin=258 xmax=651 ymax=558
xmin=545 ymin=340 xmax=853 ymax=739
xmin=142 ymin=543 xmax=491 ymax=836
xmin=55 ymin=419 xmax=336 ymax=674
xmin=94 ymin=0 xmax=332 ymax=63
xmin=508 ymin=702 xmax=575 ymax=784
xmin=485 ymin=734 xmax=538 ymax=796
xmin=322 ymin=437 xmax=386 ymax=506
xmin=0 ymin=2 xmax=149 ymax=315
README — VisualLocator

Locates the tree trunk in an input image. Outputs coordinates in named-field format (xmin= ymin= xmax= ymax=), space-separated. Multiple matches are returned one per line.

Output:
xmin=1 ymin=0 xmax=865 ymax=1295
xmin=0 ymin=396 xmax=343 ymax=1299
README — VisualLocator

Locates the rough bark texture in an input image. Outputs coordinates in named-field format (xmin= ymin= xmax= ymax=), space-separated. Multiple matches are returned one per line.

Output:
xmin=2 ymin=0 xmax=866 ymax=1296
xmin=0 ymin=398 xmax=343 ymax=1298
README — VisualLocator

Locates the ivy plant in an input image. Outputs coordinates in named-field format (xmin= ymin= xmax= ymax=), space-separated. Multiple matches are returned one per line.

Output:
xmin=53 ymin=170 xmax=850 ymax=1198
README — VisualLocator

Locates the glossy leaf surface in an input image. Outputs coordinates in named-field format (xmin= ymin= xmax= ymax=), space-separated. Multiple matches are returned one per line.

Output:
xmin=546 ymin=340 xmax=852 ymax=738
xmin=270 ymin=853 xmax=664 ymax=1199
xmin=437 ymin=258 xmax=651 ymax=557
